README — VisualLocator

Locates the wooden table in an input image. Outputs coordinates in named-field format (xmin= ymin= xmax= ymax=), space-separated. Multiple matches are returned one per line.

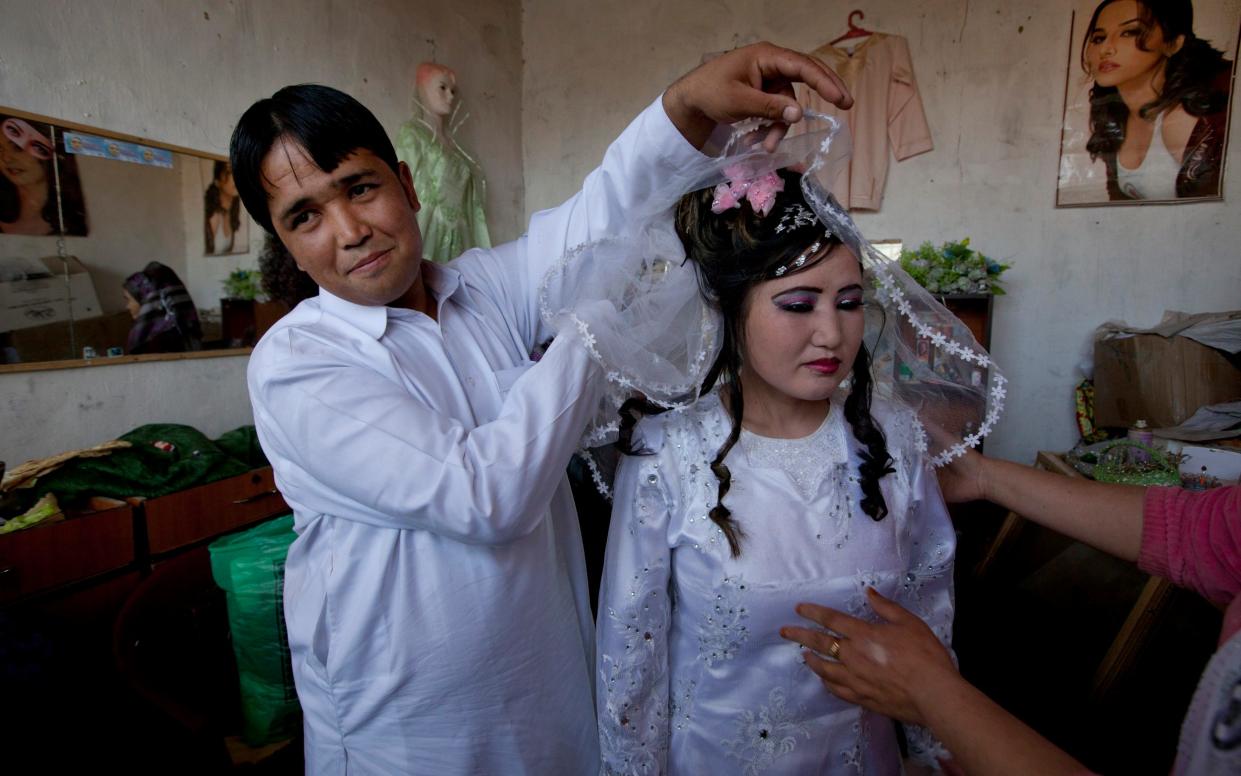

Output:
xmin=973 ymin=451 xmax=1175 ymax=700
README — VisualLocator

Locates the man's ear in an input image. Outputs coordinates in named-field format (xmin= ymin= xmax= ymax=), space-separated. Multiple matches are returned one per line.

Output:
xmin=398 ymin=161 xmax=421 ymax=213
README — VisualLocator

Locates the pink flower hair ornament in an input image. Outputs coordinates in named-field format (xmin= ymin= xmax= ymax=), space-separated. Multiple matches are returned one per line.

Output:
xmin=710 ymin=165 xmax=785 ymax=217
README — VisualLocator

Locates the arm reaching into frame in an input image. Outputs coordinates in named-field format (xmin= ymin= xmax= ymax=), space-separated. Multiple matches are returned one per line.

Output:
xmin=936 ymin=446 xmax=1145 ymax=562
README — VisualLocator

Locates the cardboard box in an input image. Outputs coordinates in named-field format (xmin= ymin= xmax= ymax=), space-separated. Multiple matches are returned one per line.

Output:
xmin=0 ymin=256 xmax=102 ymax=333
xmin=1163 ymin=440 xmax=1241 ymax=482
xmin=5 ymin=310 xmax=132 ymax=363
xmin=1094 ymin=333 xmax=1241 ymax=429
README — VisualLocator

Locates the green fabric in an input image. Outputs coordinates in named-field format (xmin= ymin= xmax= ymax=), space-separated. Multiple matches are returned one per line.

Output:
xmin=21 ymin=424 xmax=260 ymax=509
xmin=214 ymin=425 xmax=269 ymax=469
xmin=209 ymin=515 xmax=300 ymax=746
xmin=394 ymin=119 xmax=490 ymax=264
xmin=0 ymin=494 xmax=60 ymax=534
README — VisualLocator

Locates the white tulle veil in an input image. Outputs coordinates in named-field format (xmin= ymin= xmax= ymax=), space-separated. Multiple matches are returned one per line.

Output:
xmin=539 ymin=113 xmax=1006 ymax=495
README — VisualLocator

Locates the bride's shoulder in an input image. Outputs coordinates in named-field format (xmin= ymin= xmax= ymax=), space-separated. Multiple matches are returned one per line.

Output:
xmin=868 ymin=397 xmax=927 ymax=460
xmin=632 ymin=390 xmax=728 ymax=453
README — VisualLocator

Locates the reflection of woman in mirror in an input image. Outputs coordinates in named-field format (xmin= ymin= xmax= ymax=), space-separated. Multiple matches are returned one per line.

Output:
xmin=204 ymin=160 xmax=241 ymax=254
xmin=122 ymin=261 xmax=203 ymax=354
xmin=1082 ymin=0 xmax=1234 ymax=200
xmin=394 ymin=61 xmax=491 ymax=263
xmin=0 ymin=116 xmax=89 ymax=235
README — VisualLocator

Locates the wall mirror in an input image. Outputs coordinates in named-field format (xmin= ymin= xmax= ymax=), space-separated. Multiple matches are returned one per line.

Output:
xmin=0 ymin=106 xmax=283 ymax=372
xmin=871 ymin=239 xmax=903 ymax=263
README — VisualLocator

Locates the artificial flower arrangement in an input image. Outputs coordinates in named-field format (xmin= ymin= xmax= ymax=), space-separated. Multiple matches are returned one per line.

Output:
xmin=222 ymin=268 xmax=263 ymax=300
xmin=898 ymin=238 xmax=1009 ymax=295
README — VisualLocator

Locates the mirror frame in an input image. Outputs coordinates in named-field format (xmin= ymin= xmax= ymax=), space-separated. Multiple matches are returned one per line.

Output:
xmin=0 ymin=347 xmax=253 ymax=375
xmin=0 ymin=105 xmax=253 ymax=374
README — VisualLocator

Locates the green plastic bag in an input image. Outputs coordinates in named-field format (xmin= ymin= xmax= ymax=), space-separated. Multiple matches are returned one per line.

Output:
xmin=209 ymin=515 xmax=300 ymax=745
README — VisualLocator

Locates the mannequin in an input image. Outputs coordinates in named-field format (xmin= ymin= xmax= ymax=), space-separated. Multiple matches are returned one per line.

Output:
xmin=394 ymin=62 xmax=491 ymax=264
xmin=416 ymin=63 xmax=457 ymax=143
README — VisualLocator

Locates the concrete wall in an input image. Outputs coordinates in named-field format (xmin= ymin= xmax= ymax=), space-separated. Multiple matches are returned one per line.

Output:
xmin=1 ymin=357 xmax=253 ymax=461
xmin=0 ymin=0 xmax=524 ymax=464
xmin=522 ymin=0 xmax=1241 ymax=463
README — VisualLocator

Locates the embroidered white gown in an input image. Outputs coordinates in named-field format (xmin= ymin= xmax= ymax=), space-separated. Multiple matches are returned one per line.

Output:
xmin=597 ymin=390 xmax=955 ymax=775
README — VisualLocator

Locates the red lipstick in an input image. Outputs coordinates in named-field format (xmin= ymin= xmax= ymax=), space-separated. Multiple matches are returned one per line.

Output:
xmin=805 ymin=358 xmax=841 ymax=375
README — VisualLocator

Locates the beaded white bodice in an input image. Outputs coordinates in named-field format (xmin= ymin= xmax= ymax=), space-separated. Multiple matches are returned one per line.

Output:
xmin=739 ymin=405 xmax=849 ymax=501
xmin=596 ymin=390 xmax=956 ymax=775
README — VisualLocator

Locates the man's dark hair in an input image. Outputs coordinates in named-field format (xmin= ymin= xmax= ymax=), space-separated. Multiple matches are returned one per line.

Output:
xmin=229 ymin=84 xmax=400 ymax=234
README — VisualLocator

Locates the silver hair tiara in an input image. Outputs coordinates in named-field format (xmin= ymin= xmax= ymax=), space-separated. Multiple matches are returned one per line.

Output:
xmin=773 ymin=238 xmax=822 ymax=277
xmin=775 ymin=204 xmax=817 ymax=234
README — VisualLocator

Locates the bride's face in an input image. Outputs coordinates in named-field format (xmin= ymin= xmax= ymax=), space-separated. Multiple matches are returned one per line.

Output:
xmin=739 ymin=242 xmax=864 ymax=404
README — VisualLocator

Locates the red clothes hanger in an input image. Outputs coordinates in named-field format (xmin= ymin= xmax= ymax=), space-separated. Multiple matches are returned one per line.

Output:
xmin=829 ymin=10 xmax=873 ymax=46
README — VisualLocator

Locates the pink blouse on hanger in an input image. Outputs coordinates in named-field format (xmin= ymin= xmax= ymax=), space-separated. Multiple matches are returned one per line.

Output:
xmin=795 ymin=33 xmax=933 ymax=211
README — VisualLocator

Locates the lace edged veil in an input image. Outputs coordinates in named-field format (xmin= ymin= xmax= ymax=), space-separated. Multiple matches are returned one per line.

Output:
xmin=538 ymin=113 xmax=1006 ymax=495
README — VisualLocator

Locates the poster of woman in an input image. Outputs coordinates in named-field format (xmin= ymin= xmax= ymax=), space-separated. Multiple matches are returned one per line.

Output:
xmin=1057 ymin=0 xmax=1239 ymax=206
xmin=0 ymin=113 xmax=89 ymax=235
xmin=201 ymin=158 xmax=247 ymax=255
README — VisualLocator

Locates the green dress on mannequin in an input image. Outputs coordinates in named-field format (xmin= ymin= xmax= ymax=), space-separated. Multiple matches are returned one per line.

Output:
xmin=394 ymin=62 xmax=491 ymax=264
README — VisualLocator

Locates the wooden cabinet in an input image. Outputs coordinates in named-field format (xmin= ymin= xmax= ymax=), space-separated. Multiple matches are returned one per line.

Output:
xmin=0 ymin=502 xmax=135 ymax=604
xmin=937 ymin=293 xmax=994 ymax=350
xmin=0 ymin=467 xmax=288 ymax=604
xmin=143 ymin=467 xmax=287 ymax=557
xmin=1 ymin=466 xmax=292 ymax=771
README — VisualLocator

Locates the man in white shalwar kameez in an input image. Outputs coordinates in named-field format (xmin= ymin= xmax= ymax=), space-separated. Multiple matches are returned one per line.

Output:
xmin=227 ymin=44 xmax=851 ymax=774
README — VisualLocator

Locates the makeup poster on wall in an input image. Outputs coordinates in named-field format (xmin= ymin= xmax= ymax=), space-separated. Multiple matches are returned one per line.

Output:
xmin=1057 ymin=0 xmax=1239 ymax=206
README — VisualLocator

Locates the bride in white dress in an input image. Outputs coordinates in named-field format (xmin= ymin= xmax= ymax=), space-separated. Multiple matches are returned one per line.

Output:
xmin=595 ymin=168 xmax=957 ymax=775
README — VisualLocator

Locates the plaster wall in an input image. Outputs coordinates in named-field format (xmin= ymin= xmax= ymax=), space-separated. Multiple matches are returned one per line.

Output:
xmin=522 ymin=0 xmax=1241 ymax=462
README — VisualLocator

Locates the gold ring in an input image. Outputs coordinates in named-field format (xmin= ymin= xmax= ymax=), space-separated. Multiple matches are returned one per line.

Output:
xmin=828 ymin=639 xmax=841 ymax=659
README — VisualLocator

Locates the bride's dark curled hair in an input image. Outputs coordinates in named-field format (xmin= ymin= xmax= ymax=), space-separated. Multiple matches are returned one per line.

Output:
xmin=617 ymin=169 xmax=894 ymax=557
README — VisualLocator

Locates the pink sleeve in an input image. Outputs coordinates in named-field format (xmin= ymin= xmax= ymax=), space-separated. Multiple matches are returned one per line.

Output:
xmin=887 ymin=36 xmax=933 ymax=161
xmin=1138 ymin=485 xmax=1241 ymax=607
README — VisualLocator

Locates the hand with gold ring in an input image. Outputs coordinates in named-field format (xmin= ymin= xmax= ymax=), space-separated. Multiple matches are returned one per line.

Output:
xmin=782 ymin=590 xmax=1090 ymax=773
xmin=827 ymin=638 xmax=842 ymax=660
xmin=779 ymin=587 xmax=957 ymax=727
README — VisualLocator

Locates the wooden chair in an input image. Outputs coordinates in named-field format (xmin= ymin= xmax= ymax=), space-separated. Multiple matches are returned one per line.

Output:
xmin=973 ymin=451 xmax=1175 ymax=698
